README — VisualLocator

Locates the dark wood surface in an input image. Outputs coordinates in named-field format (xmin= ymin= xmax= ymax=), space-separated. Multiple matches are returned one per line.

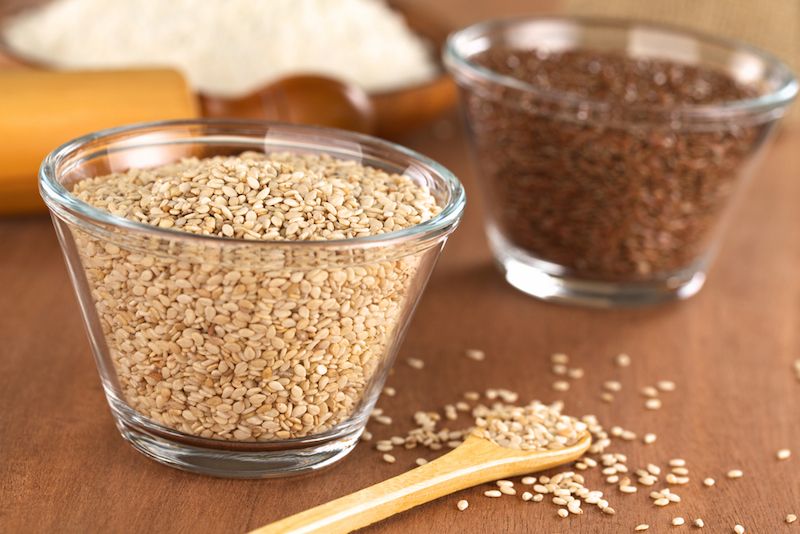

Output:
xmin=2 ymin=1 xmax=799 ymax=533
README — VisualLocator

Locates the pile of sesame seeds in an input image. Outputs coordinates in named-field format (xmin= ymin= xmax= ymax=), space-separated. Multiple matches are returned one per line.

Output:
xmin=70 ymin=151 xmax=442 ymax=441
xmin=364 ymin=351 xmax=795 ymax=531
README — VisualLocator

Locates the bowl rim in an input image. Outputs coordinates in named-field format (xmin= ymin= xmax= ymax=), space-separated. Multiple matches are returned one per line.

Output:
xmin=39 ymin=119 xmax=466 ymax=249
xmin=444 ymin=15 xmax=799 ymax=121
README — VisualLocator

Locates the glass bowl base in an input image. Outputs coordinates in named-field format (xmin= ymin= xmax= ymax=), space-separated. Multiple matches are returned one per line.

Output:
xmin=489 ymin=227 xmax=707 ymax=308
xmin=108 ymin=396 xmax=362 ymax=479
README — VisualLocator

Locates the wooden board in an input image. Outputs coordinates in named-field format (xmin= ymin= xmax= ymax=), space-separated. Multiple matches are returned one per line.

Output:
xmin=1 ymin=1 xmax=799 ymax=533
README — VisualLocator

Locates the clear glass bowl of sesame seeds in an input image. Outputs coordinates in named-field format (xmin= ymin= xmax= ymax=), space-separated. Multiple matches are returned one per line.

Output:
xmin=39 ymin=119 xmax=465 ymax=478
xmin=445 ymin=16 xmax=797 ymax=307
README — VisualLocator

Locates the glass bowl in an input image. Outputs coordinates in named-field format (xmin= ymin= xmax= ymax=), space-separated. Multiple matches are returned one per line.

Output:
xmin=445 ymin=16 xmax=797 ymax=307
xmin=39 ymin=120 xmax=465 ymax=477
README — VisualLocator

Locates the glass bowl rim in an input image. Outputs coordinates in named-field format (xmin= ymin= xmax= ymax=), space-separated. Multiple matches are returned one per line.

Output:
xmin=39 ymin=119 xmax=466 ymax=249
xmin=443 ymin=15 xmax=799 ymax=121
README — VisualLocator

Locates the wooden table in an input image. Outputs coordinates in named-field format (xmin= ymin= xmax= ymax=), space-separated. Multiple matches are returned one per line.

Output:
xmin=2 ymin=1 xmax=799 ymax=533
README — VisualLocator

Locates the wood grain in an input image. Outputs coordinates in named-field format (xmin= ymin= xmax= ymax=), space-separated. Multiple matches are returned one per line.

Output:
xmin=1 ymin=1 xmax=799 ymax=533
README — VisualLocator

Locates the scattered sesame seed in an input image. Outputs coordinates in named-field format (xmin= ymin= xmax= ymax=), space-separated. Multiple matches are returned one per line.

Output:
xmin=496 ymin=480 xmax=514 ymax=487
xmin=615 ymin=353 xmax=631 ymax=367
xmin=671 ymin=467 xmax=689 ymax=476
xmin=465 ymin=349 xmax=485 ymax=361
xmin=406 ymin=358 xmax=425 ymax=370
xmin=641 ymin=386 xmax=659 ymax=398
xmin=635 ymin=525 xmax=650 ymax=531
xmin=557 ymin=508 xmax=569 ymax=518
xmin=727 ymin=469 xmax=743 ymax=479
xmin=673 ymin=517 xmax=686 ymax=526
xmin=657 ymin=380 xmax=676 ymax=392
xmin=733 ymin=525 xmax=745 ymax=534
xmin=533 ymin=493 xmax=544 ymax=502
xmin=499 ymin=486 xmax=516 ymax=496
xmin=415 ymin=458 xmax=427 ymax=466
xmin=694 ymin=518 xmax=705 ymax=527
xmin=777 ymin=449 xmax=792 ymax=460
xmin=603 ymin=507 xmax=616 ymax=515
xmin=669 ymin=459 xmax=686 ymax=467
xmin=552 ymin=364 xmax=568 ymax=375
xmin=568 ymin=368 xmax=585 ymax=379
xmin=383 ymin=386 xmax=396 ymax=397
xmin=604 ymin=380 xmax=623 ymax=392
xmin=457 ymin=499 xmax=469 ymax=511
xmin=601 ymin=392 xmax=615 ymax=403
xmin=521 ymin=491 xmax=533 ymax=501
xmin=553 ymin=380 xmax=570 ymax=391
xmin=464 ymin=391 xmax=480 ymax=401
xmin=654 ymin=498 xmax=670 ymax=506
xmin=645 ymin=398 xmax=662 ymax=410
xmin=786 ymin=514 xmax=797 ymax=524
xmin=382 ymin=453 xmax=396 ymax=464
xmin=620 ymin=485 xmax=638 ymax=494
xmin=551 ymin=353 xmax=569 ymax=364
xmin=521 ymin=476 xmax=537 ymax=485
xmin=643 ymin=433 xmax=657 ymax=444
xmin=703 ymin=478 xmax=715 ymax=487
xmin=484 ymin=490 xmax=502 ymax=498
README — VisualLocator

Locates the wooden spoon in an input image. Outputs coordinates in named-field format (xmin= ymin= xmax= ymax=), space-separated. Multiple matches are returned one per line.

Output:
xmin=250 ymin=432 xmax=592 ymax=534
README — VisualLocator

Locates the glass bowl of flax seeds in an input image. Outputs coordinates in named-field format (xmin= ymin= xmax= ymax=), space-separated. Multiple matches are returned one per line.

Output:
xmin=445 ymin=16 xmax=797 ymax=307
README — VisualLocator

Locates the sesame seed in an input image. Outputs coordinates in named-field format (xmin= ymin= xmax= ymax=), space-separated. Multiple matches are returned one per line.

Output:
xmin=568 ymin=368 xmax=584 ymax=379
xmin=457 ymin=499 xmax=469 ymax=511
xmin=521 ymin=491 xmax=533 ymax=501
xmin=671 ymin=467 xmax=689 ymax=476
xmin=552 ymin=364 xmax=568 ymax=375
xmin=694 ymin=518 xmax=705 ymax=527
xmin=533 ymin=493 xmax=544 ymax=502
xmin=604 ymin=380 xmax=623 ymax=392
xmin=601 ymin=392 xmax=615 ymax=403
xmin=415 ymin=458 xmax=427 ymax=466
xmin=777 ymin=449 xmax=792 ymax=460
xmin=499 ymin=486 xmax=516 ymax=496
xmin=557 ymin=508 xmax=569 ymax=518
xmin=657 ymin=380 xmax=676 ymax=392
xmin=465 ymin=349 xmax=485 ymax=361
xmin=654 ymin=498 xmax=670 ymax=506
xmin=643 ymin=433 xmax=657 ymax=444
xmin=383 ymin=386 xmax=396 ymax=397
xmin=406 ymin=358 xmax=425 ymax=370
xmin=484 ymin=490 xmax=502 ymax=498
xmin=521 ymin=476 xmax=537 ymax=485
xmin=615 ymin=353 xmax=631 ymax=367
xmin=727 ymin=469 xmax=743 ymax=479
xmin=635 ymin=525 xmax=650 ymax=531
xmin=553 ymin=380 xmax=570 ymax=392
xmin=733 ymin=525 xmax=745 ymax=534
xmin=620 ymin=485 xmax=638 ymax=494
xmin=551 ymin=353 xmax=569 ymax=364
xmin=641 ymin=386 xmax=659 ymax=398
xmin=703 ymin=478 xmax=715 ymax=487
xmin=382 ymin=453 xmax=395 ymax=464
xmin=673 ymin=517 xmax=685 ymax=526
xmin=496 ymin=479 xmax=514 ymax=487
xmin=669 ymin=459 xmax=686 ymax=467
xmin=786 ymin=514 xmax=797 ymax=524
xmin=645 ymin=398 xmax=662 ymax=410
xmin=603 ymin=507 xmax=616 ymax=515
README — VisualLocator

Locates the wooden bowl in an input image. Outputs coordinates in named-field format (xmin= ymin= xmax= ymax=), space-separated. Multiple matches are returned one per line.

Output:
xmin=0 ymin=1 xmax=457 ymax=137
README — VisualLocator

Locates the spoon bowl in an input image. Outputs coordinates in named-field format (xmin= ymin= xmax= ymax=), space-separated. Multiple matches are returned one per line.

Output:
xmin=252 ymin=432 xmax=592 ymax=534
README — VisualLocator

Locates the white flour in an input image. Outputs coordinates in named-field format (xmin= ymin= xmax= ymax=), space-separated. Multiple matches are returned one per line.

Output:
xmin=3 ymin=0 xmax=438 ymax=96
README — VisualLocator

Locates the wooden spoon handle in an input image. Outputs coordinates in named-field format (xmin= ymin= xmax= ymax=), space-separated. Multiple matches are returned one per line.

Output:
xmin=249 ymin=435 xmax=584 ymax=534
xmin=249 ymin=437 xmax=494 ymax=534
